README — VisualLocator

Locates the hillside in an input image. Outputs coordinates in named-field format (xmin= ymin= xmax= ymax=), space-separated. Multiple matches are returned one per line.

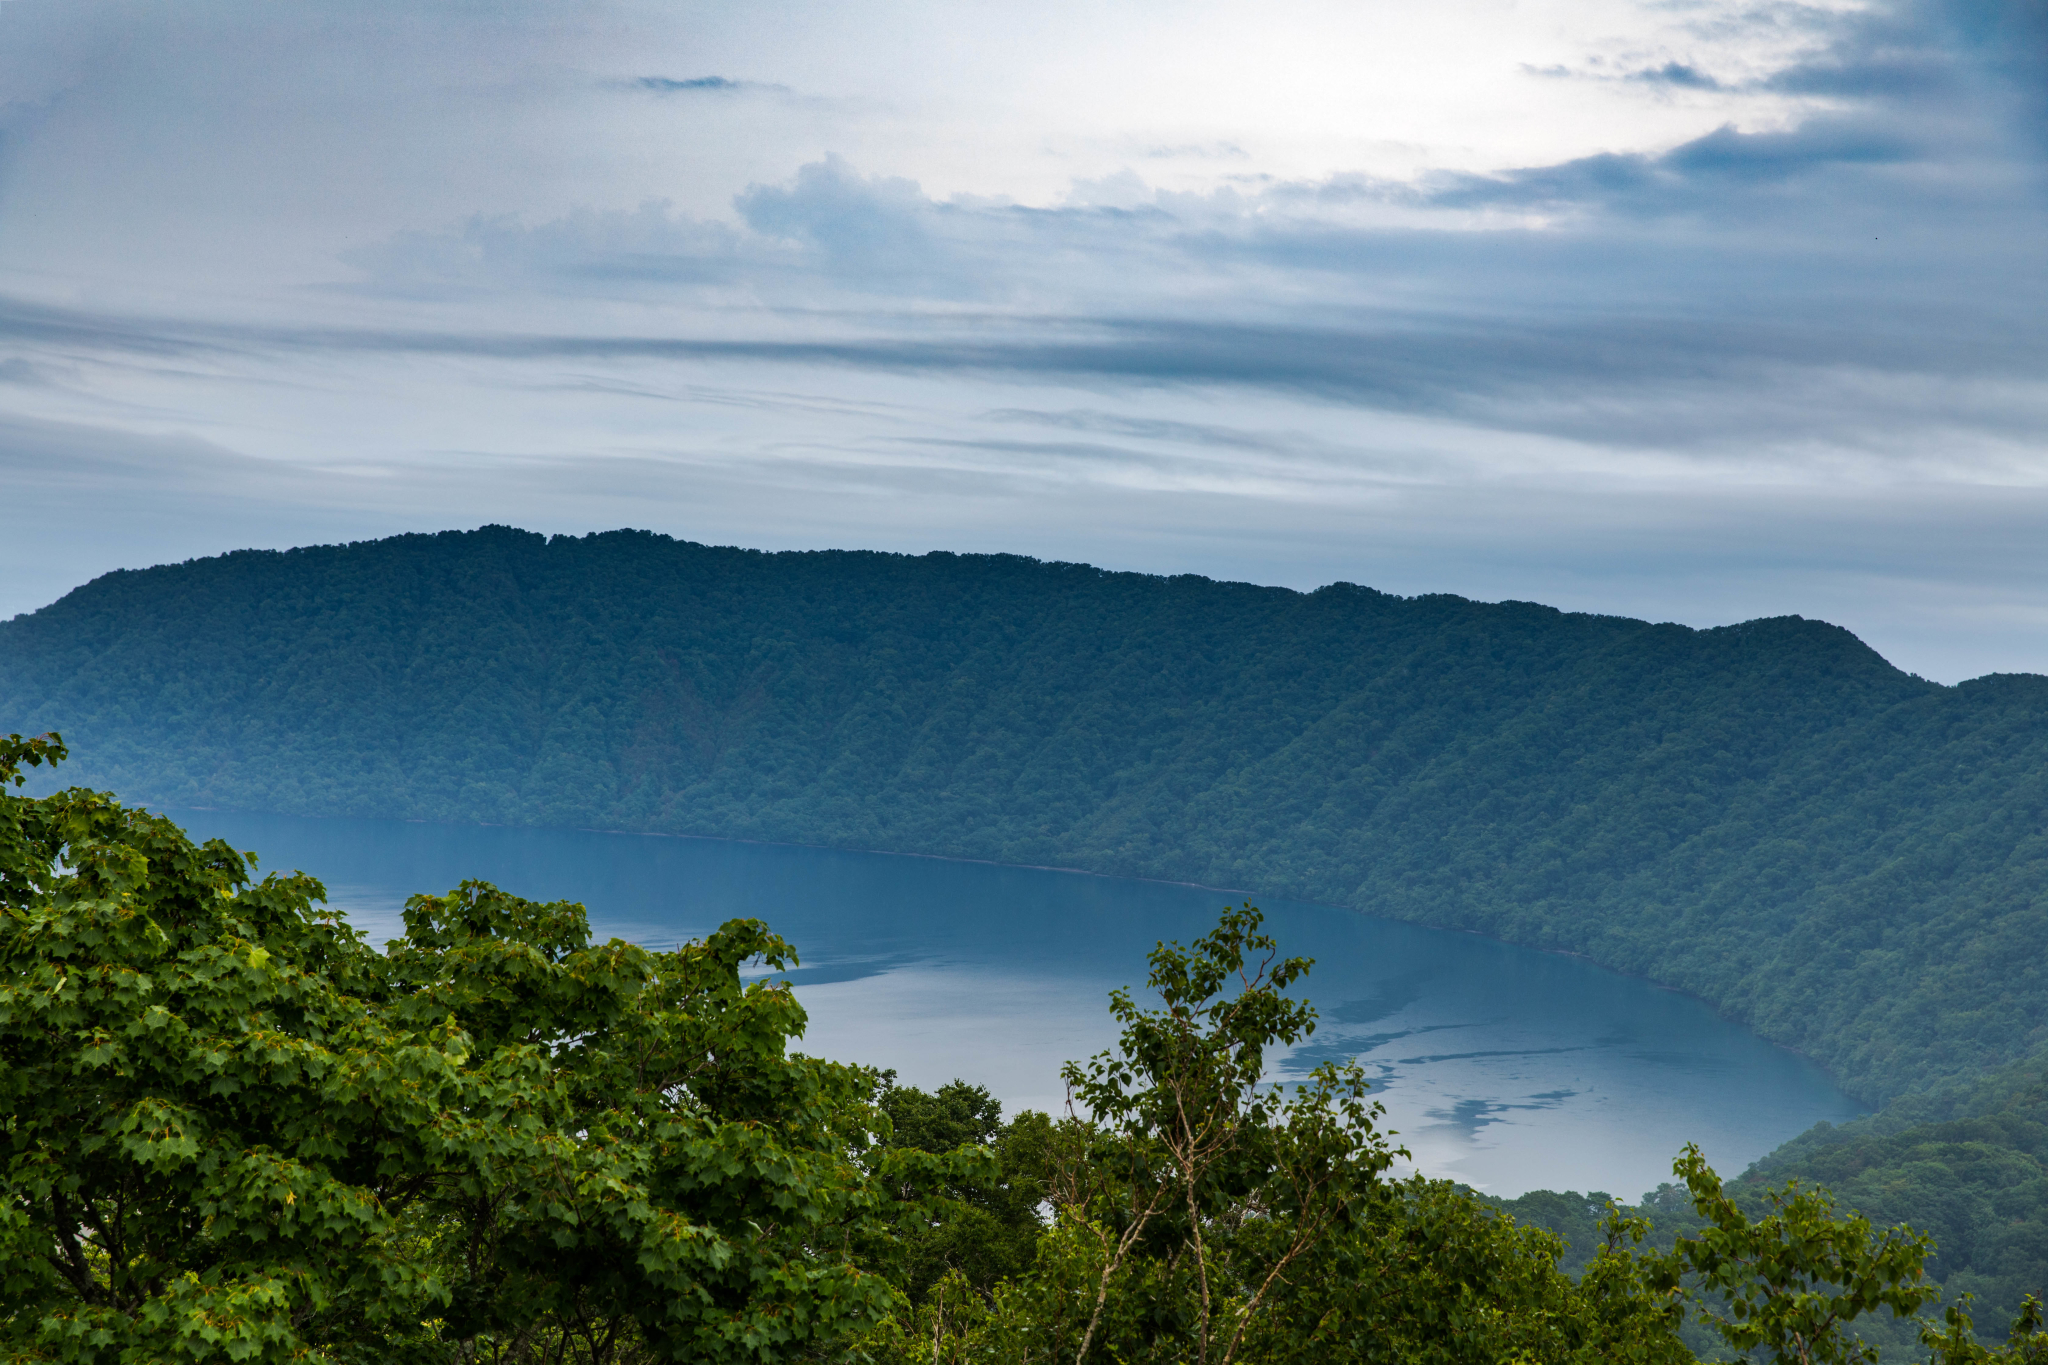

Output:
xmin=5 ymin=525 xmax=2048 ymax=1111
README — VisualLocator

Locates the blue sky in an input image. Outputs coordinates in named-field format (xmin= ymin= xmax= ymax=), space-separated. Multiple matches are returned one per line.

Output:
xmin=1 ymin=0 xmax=2043 ymax=680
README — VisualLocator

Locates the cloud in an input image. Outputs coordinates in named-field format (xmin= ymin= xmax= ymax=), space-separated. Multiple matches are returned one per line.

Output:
xmin=6 ymin=37 xmax=2042 ymax=467
xmin=627 ymin=75 xmax=790 ymax=96
xmin=1628 ymin=62 xmax=1723 ymax=91
xmin=5 ymin=276 xmax=2041 ymax=468
xmin=1139 ymin=142 xmax=1249 ymax=160
xmin=733 ymin=155 xmax=952 ymax=282
xmin=636 ymin=76 xmax=741 ymax=93
xmin=347 ymin=158 xmax=969 ymax=296
xmin=1525 ymin=0 xmax=2046 ymax=130
xmin=291 ymin=95 xmax=2042 ymax=463
xmin=341 ymin=203 xmax=744 ymax=294
xmin=984 ymin=408 xmax=1304 ymax=455
xmin=0 ymin=413 xmax=395 ymax=621
xmin=1423 ymin=114 xmax=1926 ymax=214
xmin=1753 ymin=0 xmax=1994 ymax=103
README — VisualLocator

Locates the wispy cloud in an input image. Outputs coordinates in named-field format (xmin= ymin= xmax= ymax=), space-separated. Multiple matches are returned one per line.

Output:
xmin=1139 ymin=142 xmax=1250 ymax=161
xmin=1422 ymin=113 xmax=1925 ymax=212
xmin=627 ymin=75 xmax=789 ymax=96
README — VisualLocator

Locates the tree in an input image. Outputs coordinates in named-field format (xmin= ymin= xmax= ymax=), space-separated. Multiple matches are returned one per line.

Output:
xmin=870 ymin=1079 xmax=1043 ymax=1305
xmin=879 ymin=906 xmax=1695 ymax=1365
xmin=1921 ymin=1293 xmax=2048 ymax=1364
xmin=1026 ymin=906 xmax=1400 ymax=1365
xmin=0 ymin=733 xmax=912 ymax=1364
xmin=1656 ymin=1142 xmax=1938 ymax=1365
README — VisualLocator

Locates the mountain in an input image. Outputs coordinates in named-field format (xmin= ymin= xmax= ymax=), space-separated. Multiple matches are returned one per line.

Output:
xmin=5 ymin=524 xmax=2048 ymax=1112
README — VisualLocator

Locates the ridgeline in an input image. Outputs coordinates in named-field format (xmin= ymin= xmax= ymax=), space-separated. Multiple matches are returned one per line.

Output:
xmin=5 ymin=525 xmax=2047 ymax=1114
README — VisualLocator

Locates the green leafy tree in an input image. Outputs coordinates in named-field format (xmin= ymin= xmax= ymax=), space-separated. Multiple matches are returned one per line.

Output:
xmin=870 ymin=1080 xmax=1045 ymax=1305
xmin=1656 ymin=1142 xmax=1938 ymax=1365
xmin=1243 ymin=1177 xmax=1695 ymax=1365
xmin=1920 ymin=1293 xmax=2048 ymax=1364
xmin=1041 ymin=906 xmax=1399 ymax=1365
xmin=872 ymin=907 xmax=1694 ymax=1365
xmin=1572 ymin=1206 xmax=1694 ymax=1364
xmin=0 ymin=733 xmax=915 ymax=1364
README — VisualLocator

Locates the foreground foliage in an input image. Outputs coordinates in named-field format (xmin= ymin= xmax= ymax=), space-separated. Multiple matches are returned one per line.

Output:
xmin=0 ymin=734 xmax=922 ymax=1363
xmin=1659 ymin=1145 xmax=1936 ymax=1364
xmin=855 ymin=917 xmax=2043 ymax=1365
xmin=855 ymin=909 xmax=1697 ymax=1365
xmin=9 ymin=735 xmax=2048 ymax=1362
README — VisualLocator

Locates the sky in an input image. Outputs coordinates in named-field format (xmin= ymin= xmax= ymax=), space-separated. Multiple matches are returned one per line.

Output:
xmin=0 ymin=0 xmax=2043 ymax=682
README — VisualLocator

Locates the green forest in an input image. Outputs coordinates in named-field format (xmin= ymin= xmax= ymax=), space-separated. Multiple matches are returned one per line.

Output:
xmin=5 ymin=526 xmax=2048 ymax=1352
xmin=6 ymin=733 xmax=2044 ymax=1365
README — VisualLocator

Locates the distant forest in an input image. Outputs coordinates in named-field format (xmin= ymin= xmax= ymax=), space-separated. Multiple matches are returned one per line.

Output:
xmin=7 ymin=525 xmax=2048 ymax=1341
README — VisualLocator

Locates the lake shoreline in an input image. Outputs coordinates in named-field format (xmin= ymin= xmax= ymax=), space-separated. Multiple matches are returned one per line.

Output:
xmin=166 ymin=802 xmax=1865 ymax=1196
xmin=175 ymin=801 xmax=1845 ymax=1099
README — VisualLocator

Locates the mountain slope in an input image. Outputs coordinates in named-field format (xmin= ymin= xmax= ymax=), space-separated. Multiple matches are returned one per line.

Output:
xmin=5 ymin=524 xmax=2047 ymax=1103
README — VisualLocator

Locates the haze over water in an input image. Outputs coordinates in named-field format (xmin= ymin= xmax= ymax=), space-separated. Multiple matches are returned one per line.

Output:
xmin=173 ymin=808 xmax=1864 ymax=1197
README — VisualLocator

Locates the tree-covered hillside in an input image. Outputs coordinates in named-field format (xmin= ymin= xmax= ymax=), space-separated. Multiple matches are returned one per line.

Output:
xmin=5 ymin=525 xmax=2048 ymax=1108
xmin=1749 ymin=1055 xmax=2048 ymax=1327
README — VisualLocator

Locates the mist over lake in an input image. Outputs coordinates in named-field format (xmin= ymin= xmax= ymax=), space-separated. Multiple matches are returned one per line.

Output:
xmin=173 ymin=806 xmax=1863 ymax=1198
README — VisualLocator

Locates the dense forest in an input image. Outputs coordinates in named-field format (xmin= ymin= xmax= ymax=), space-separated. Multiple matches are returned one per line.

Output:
xmin=6 ymin=525 xmax=2048 ymax=1347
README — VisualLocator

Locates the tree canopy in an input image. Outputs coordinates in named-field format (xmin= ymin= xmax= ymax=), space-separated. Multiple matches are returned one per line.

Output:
xmin=0 ymin=733 xmax=927 ymax=1363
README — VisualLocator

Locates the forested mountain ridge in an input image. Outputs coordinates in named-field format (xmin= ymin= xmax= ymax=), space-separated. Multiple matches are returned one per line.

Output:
xmin=6 ymin=524 xmax=2048 ymax=1108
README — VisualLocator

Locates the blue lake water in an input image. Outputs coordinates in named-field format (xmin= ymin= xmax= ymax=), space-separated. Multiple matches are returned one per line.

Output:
xmin=170 ymin=808 xmax=1863 ymax=1198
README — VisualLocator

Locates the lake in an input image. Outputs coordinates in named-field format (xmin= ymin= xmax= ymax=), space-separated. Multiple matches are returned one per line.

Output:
xmin=170 ymin=807 xmax=1864 ymax=1198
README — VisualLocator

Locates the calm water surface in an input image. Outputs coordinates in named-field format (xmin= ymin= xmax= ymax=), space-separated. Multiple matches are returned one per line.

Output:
xmin=172 ymin=809 xmax=1863 ymax=1197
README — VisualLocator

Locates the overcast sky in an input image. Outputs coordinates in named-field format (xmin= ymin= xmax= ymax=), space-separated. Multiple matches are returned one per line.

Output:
xmin=1 ymin=0 xmax=2043 ymax=681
